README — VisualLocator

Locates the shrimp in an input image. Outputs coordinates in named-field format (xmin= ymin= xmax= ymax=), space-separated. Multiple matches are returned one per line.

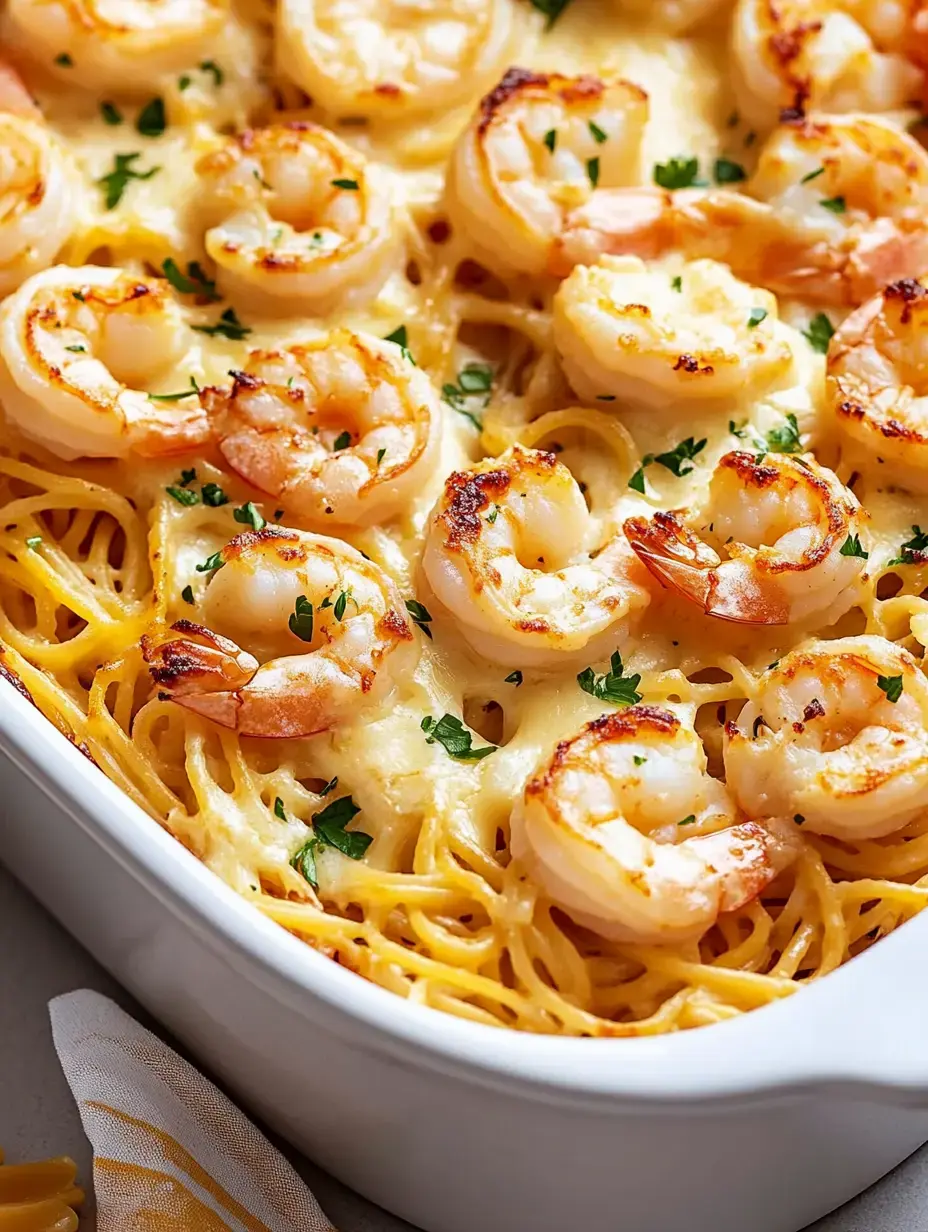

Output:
xmin=827 ymin=277 xmax=928 ymax=492
xmin=446 ymin=69 xmax=653 ymax=277
xmin=0 ymin=114 xmax=78 ymax=295
xmin=555 ymin=116 xmax=928 ymax=307
xmin=277 ymin=0 xmax=515 ymax=120
xmin=511 ymin=705 xmax=799 ymax=945
xmin=204 ymin=329 xmax=442 ymax=527
xmin=731 ymin=0 xmax=927 ymax=125
xmin=0 ymin=265 xmax=209 ymax=461
xmin=142 ymin=527 xmax=417 ymax=739
xmin=724 ymin=636 xmax=928 ymax=840
xmin=552 ymin=256 xmax=791 ymax=408
xmin=421 ymin=445 xmax=651 ymax=667
xmin=674 ymin=116 xmax=928 ymax=307
xmin=196 ymin=122 xmax=399 ymax=315
xmin=624 ymin=452 xmax=868 ymax=626
xmin=7 ymin=0 xmax=229 ymax=93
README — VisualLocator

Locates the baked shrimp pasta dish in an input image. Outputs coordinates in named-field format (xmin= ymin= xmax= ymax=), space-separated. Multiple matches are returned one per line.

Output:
xmin=7 ymin=0 xmax=928 ymax=1040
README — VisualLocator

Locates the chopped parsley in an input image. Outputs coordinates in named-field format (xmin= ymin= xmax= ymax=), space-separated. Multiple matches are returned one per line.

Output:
xmin=199 ymin=60 xmax=224 ymax=86
xmin=332 ymin=430 xmax=352 ymax=451
xmin=588 ymin=120 xmax=608 ymax=144
xmin=333 ymin=590 xmax=349 ymax=621
xmin=653 ymin=156 xmax=703 ymax=190
xmin=839 ymin=533 xmax=868 ymax=559
xmin=233 ymin=501 xmax=265 ymax=532
xmin=528 ymin=0 xmax=572 ymax=27
xmin=800 ymin=166 xmax=825 ymax=184
xmin=289 ymin=595 xmax=314 ymax=641
xmin=98 ymin=152 xmax=160 ymax=209
xmin=765 ymin=412 xmax=802 ymax=454
xmin=148 ymin=376 xmax=199 ymax=401
xmin=802 ymin=312 xmax=834 ymax=354
xmin=195 ymin=550 xmax=225 ymax=574
xmin=201 ymin=482 xmax=228 ymax=507
xmin=383 ymin=324 xmax=415 ymax=365
xmin=320 ymin=776 xmax=337 ymax=795
xmin=671 ymin=275 xmax=682 ymax=291
xmin=100 ymin=101 xmax=123 ymax=126
xmin=162 ymin=258 xmax=220 ymax=301
xmin=505 ymin=670 xmax=523 ymax=686
xmin=376 ymin=448 xmax=387 ymax=465
xmin=820 ymin=195 xmax=846 ymax=214
xmin=633 ymin=755 xmax=646 ymax=766
xmin=405 ymin=599 xmax=433 ymax=639
xmin=192 ymin=307 xmax=251 ymax=340
xmin=714 ymin=157 xmax=746 ymax=184
xmin=889 ymin=525 xmax=928 ymax=566
xmin=486 ymin=504 xmax=500 ymax=524
xmin=274 ymin=797 xmax=287 ymax=820
xmin=443 ymin=363 xmax=493 ymax=431
xmin=136 ymin=97 xmax=166 ymax=138
xmin=54 ymin=53 xmax=73 ymax=67
xmin=331 ymin=178 xmax=359 ymax=190
xmin=179 ymin=468 xmax=196 ymax=485
xmin=586 ymin=156 xmax=600 ymax=187
xmin=628 ymin=456 xmax=652 ymax=494
xmin=877 ymin=674 xmax=904 ymax=703
xmin=747 ymin=307 xmax=768 ymax=328
xmin=25 ymin=535 xmax=41 ymax=550
xmin=64 ymin=344 xmax=86 ymax=352
xmin=577 ymin=651 xmax=642 ymax=706
xmin=290 ymin=794 xmax=373 ymax=887
xmin=654 ymin=435 xmax=707 ymax=477
xmin=166 ymin=485 xmax=199 ymax=507
xmin=544 ymin=129 xmax=557 ymax=153
xmin=421 ymin=714 xmax=496 ymax=760
xmin=181 ymin=584 xmax=195 ymax=604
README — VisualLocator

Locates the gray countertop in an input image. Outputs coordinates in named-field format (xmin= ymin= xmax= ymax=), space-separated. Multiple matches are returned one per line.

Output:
xmin=1 ymin=860 xmax=926 ymax=1232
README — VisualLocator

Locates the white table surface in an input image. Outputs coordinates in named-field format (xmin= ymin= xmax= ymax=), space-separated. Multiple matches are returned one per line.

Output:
xmin=2 ymin=859 xmax=928 ymax=1232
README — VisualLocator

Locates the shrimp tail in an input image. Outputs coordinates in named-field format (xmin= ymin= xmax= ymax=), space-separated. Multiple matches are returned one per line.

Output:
xmin=142 ymin=621 xmax=259 ymax=699
xmin=624 ymin=512 xmax=790 ymax=625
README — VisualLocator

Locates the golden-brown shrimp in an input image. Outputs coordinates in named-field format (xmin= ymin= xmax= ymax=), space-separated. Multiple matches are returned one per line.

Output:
xmin=446 ymin=68 xmax=652 ymax=277
xmin=277 ymin=0 xmax=516 ymax=120
xmin=624 ymin=451 xmax=868 ymax=626
xmin=724 ymin=636 xmax=928 ymax=839
xmin=555 ymin=116 xmax=928 ymax=307
xmin=511 ymin=705 xmax=799 ymax=945
xmin=553 ymin=256 xmax=791 ymax=408
xmin=827 ymin=277 xmax=928 ymax=492
xmin=421 ymin=445 xmax=652 ymax=667
xmin=731 ymin=0 xmax=928 ymax=124
xmin=0 ymin=265 xmax=208 ymax=461
xmin=195 ymin=122 xmax=399 ymax=315
xmin=143 ymin=527 xmax=417 ymax=739
xmin=7 ymin=0 xmax=229 ymax=93
xmin=205 ymin=329 xmax=442 ymax=527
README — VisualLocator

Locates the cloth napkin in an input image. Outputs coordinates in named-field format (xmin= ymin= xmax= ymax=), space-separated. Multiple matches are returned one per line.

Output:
xmin=47 ymin=989 xmax=336 ymax=1231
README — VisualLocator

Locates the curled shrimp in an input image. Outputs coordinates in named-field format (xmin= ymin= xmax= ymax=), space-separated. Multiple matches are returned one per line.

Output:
xmin=446 ymin=68 xmax=652 ymax=277
xmin=143 ymin=527 xmax=417 ymax=738
xmin=0 ymin=265 xmax=209 ymax=461
xmin=624 ymin=452 xmax=868 ymax=626
xmin=204 ymin=329 xmax=442 ymax=527
xmin=0 ymin=112 xmax=78 ymax=294
xmin=724 ymin=636 xmax=928 ymax=840
xmin=421 ymin=445 xmax=651 ymax=667
xmin=827 ymin=277 xmax=928 ymax=492
xmin=196 ymin=122 xmax=398 ymax=315
xmin=675 ymin=116 xmax=928 ymax=308
xmin=731 ymin=0 xmax=927 ymax=124
xmin=7 ymin=0 xmax=229 ymax=93
xmin=511 ymin=705 xmax=799 ymax=945
xmin=277 ymin=0 xmax=515 ymax=120
xmin=553 ymin=256 xmax=791 ymax=408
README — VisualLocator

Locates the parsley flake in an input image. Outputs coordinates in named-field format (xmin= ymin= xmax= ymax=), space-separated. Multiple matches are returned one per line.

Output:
xmin=588 ymin=120 xmax=608 ymax=144
xmin=654 ymin=436 xmax=707 ymax=477
xmin=839 ymin=533 xmax=868 ymax=559
xmin=421 ymin=714 xmax=496 ymax=760
xmin=166 ymin=485 xmax=199 ymax=507
xmin=274 ymin=797 xmax=287 ymax=820
xmin=505 ymin=670 xmax=523 ymax=686
xmin=800 ymin=166 xmax=825 ymax=184
xmin=543 ymin=128 xmax=557 ymax=153
xmin=25 ymin=535 xmax=41 ymax=550
xmin=55 ymin=53 xmax=73 ymax=67
xmin=199 ymin=60 xmax=224 ymax=86
xmin=714 ymin=157 xmax=746 ymax=184
xmin=678 ymin=815 xmax=696 ymax=826
xmin=201 ymin=482 xmax=228 ymax=507
xmin=888 ymin=525 xmax=928 ymax=566
xmin=586 ymin=156 xmax=600 ymax=187
xmin=577 ymin=651 xmax=642 ymax=706
xmin=628 ymin=455 xmax=653 ymax=494
xmin=289 ymin=595 xmax=314 ymax=641
xmin=877 ymin=674 xmax=904 ymax=703
xmin=765 ymin=413 xmax=802 ymax=454
xmin=181 ymin=584 xmax=194 ymax=604
xmin=332 ymin=430 xmax=352 ymax=451
xmin=747 ymin=307 xmax=768 ymax=328
xmin=331 ymin=178 xmax=359 ymax=190
xmin=195 ymin=550 xmax=225 ymax=574
xmin=820 ymin=195 xmax=846 ymax=213
xmin=406 ymin=599 xmax=433 ymax=638
xmin=383 ymin=324 xmax=415 ymax=365
xmin=136 ymin=97 xmax=166 ymax=138
xmin=376 ymin=447 xmax=387 ymax=465
xmin=233 ymin=501 xmax=265 ymax=532
xmin=192 ymin=307 xmax=251 ymax=340
xmin=802 ymin=312 xmax=834 ymax=354
xmin=671 ymin=275 xmax=682 ymax=291
xmin=98 ymin=152 xmax=160 ymax=209
xmin=653 ymin=156 xmax=702 ymax=190
xmin=162 ymin=258 xmax=220 ymax=301
xmin=528 ymin=0 xmax=572 ymax=26
xmin=148 ymin=376 xmax=199 ymax=401
xmin=100 ymin=101 xmax=123 ymax=126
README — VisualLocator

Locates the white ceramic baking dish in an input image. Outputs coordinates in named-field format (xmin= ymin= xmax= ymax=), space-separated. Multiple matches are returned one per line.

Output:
xmin=2 ymin=675 xmax=928 ymax=1232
